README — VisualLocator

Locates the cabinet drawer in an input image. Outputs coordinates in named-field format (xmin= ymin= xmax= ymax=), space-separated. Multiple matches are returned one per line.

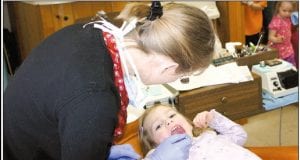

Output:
xmin=177 ymin=74 xmax=263 ymax=120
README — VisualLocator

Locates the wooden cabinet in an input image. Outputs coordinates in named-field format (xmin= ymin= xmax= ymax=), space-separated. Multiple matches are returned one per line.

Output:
xmin=215 ymin=2 xmax=245 ymax=46
xmin=7 ymin=1 xmax=128 ymax=60
xmin=176 ymin=73 xmax=264 ymax=120
xmin=8 ymin=1 xmax=247 ymax=61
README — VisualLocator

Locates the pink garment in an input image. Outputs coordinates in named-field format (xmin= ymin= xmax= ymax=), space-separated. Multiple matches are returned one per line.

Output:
xmin=291 ymin=27 xmax=299 ymax=68
xmin=188 ymin=110 xmax=261 ymax=160
xmin=268 ymin=15 xmax=294 ymax=59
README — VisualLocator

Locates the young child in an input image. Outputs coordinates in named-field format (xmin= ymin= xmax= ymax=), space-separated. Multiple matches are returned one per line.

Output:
xmin=139 ymin=105 xmax=261 ymax=160
xmin=268 ymin=1 xmax=297 ymax=66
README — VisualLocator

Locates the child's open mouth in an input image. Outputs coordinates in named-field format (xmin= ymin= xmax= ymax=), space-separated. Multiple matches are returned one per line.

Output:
xmin=171 ymin=125 xmax=186 ymax=135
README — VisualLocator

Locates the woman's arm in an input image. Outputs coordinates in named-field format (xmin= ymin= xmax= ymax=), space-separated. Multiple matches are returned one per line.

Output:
xmin=58 ymin=89 xmax=119 ymax=159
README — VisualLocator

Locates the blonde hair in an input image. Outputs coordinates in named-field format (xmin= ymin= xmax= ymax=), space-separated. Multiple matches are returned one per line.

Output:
xmin=274 ymin=1 xmax=298 ymax=15
xmin=138 ymin=104 xmax=208 ymax=156
xmin=117 ymin=2 xmax=215 ymax=74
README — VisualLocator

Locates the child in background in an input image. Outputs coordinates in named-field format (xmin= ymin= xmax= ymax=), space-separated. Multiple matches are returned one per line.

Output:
xmin=268 ymin=1 xmax=297 ymax=66
xmin=139 ymin=105 xmax=261 ymax=160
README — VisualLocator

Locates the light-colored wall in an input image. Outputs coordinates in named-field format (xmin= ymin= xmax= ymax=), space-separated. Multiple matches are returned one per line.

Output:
xmin=4 ymin=2 xmax=12 ymax=31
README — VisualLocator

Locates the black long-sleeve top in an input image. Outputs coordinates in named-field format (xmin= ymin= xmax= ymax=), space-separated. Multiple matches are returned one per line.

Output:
xmin=4 ymin=23 xmax=120 ymax=160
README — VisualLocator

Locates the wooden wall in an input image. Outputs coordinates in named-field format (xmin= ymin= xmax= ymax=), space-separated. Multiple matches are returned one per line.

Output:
xmin=7 ymin=1 xmax=245 ymax=60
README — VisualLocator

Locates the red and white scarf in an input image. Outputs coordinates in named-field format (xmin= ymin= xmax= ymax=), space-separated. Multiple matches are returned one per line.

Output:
xmin=103 ymin=31 xmax=129 ymax=138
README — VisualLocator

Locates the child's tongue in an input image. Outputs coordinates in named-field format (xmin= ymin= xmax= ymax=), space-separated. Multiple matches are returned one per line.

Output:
xmin=171 ymin=125 xmax=186 ymax=135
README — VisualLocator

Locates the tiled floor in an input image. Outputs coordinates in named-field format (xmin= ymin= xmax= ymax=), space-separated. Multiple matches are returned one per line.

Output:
xmin=243 ymin=103 xmax=298 ymax=147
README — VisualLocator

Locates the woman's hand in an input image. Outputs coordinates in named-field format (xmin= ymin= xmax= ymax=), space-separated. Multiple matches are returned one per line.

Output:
xmin=108 ymin=144 xmax=141 ymax=160
xmin=193 ymin=110 xmax=214 ymax=128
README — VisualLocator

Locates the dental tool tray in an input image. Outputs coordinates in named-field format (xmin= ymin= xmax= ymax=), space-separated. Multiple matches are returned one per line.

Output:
xmin=212 ymin=55 xmax=235 ymax=66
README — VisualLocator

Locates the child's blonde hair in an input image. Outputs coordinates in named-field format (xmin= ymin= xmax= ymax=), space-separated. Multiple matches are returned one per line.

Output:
xmin=273 ymin=1 xmax=298 ymax=16
xmin=138 ymin=104 xmax=208 ymax=156
xmin=117 ymin=2 xmax=216 ymax=74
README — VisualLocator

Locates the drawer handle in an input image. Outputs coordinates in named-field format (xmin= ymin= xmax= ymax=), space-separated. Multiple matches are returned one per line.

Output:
xmin=55 ymin=15 xmax=68 ymax=21
xmin=221 ymin=97 xmax=227 ymax=103
xmin=64 ymin=16 xmax=69 ymax=21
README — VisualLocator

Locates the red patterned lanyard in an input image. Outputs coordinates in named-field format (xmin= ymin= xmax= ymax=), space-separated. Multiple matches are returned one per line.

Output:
xmin=102 ymin=31 xmax=129 ymax=138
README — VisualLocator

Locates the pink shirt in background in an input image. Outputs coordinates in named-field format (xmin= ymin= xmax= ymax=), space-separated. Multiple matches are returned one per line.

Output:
xmin=268 ymin=15 xmax=294 ymax=59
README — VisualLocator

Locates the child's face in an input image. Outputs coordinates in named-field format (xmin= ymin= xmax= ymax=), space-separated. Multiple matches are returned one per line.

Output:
xmin=278 ymin=2 xmax=293 ymax=18
xmin=143 ymin=106 xmax=193 ymax=145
